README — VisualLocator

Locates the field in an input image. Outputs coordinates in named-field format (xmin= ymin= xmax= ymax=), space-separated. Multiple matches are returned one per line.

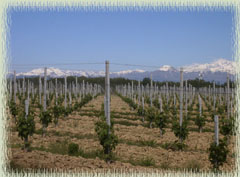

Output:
xmin=6 ymin=87 xmax=236 ymax=173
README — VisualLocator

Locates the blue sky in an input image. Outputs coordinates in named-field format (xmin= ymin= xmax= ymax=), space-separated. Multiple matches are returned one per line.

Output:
xmin=9 ymin=9 xmax=234 ymax=73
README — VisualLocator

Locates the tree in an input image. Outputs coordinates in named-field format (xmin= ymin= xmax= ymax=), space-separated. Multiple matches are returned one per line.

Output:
xmin=208 ymin=138 xmax=229 ymax=171
xmin=194 ymin=114 xmax=206 ymax=133
xmin=172 ymin=117 xmax=189 ymax=144
xmin=137 ymin=106 xmax=145 ymax=122
xmin=142 ymin=78 xmax=151 ymax=86
xmin=95 ymin=115 xmax=118 ymax=161
xmin=52 ymin=105 xmax=62 ymax=126
xmin=155 ymin=111 xmax=167 ymax=136
xmin=16 ymin=112 xmax=35 ymax=151
xmin=39 ymin=110 xmax=52 ymax=136
xmin=220 ymin=117 xmax=235 ymax=140
xmin=146 ymin=107 xmax=156 ymax=128
xmin=9 ymin=100 xmax=18 ymax=121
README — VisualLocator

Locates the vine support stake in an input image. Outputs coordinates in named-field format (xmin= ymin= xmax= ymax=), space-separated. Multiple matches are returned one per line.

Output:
xmin=105 ymin=60 xmax=111 ymax=130
xmin=14 ymin=70 xmax=16 ymax=104
xmin=214 ymin=115 xmax=219 ymax=146
xmin=25 ymin=99 xmax=29 ymax=119
xmin=180 ymin=67 xmax=183 ymax=127
xmin=43 ymin=67 xmax=47 ymax=112
xmin=227 ymin=74 xmax=230 ymax=119
xmin=64 ymin=75 xmax=67 ymax=109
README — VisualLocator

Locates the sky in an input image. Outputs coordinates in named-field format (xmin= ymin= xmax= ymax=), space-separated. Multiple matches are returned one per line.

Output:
xmin=9 ymin=8 xmax=234 ymax=73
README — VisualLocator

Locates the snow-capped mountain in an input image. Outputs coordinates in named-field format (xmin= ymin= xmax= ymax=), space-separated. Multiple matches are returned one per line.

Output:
xmin=16 ymin=67 xmax=105 ymax=78
xmin=182 ymin=58 xmax=236 ymax=75
xmin=158 ymin=65 xmax=178 ymax=72
xmin=11 ymin=59 xmax=236 ymax=82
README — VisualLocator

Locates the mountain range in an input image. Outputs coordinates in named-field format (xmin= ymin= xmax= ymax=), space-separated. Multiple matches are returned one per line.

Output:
xmin=11 ymin=59 xmax=236 ymax=83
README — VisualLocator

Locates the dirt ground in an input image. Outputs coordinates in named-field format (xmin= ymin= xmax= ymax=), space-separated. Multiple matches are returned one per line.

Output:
xmin=6 ymin=94 xmax=236 ymax=173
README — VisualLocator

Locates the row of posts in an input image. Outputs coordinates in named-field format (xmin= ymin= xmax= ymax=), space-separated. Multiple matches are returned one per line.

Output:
xmin=115 ymin=68 xmax=233 ymax=146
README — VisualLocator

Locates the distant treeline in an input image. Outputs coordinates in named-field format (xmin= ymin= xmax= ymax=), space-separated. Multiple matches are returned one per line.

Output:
xmin=10 ymin=76 xmax=235 ymax=89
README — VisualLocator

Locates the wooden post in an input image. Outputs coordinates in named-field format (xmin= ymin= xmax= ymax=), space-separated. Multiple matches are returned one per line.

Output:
xmin=131 ymin=81 xmax=133 ymax=100
xmin=64 ymin=76 xmax=67 ymax=109
xmin=75 ymin=76 xmax=78 ymax=98
xmin=180 ymin=67 xmax=183 ymax=127
xmin=25 ymin=99 xmax=29 ymax=119
xmin=199 ymin=94 xmax=202 ymax=116
xmin=9 ymin=77 xmax=12 ymax=101
xmin=150 ymin=74 xmax=153 ymax=107
xmin=166 ymin=82 xmax=169 ymax=105
xmin=14 ymin=71 xmax=16 ymax=104
xmin=214 ymin=115 xmax=219 ymax=146
xmin=55 ymin=78 xmax=58 ymax=105
xmin=138 ymin=81 xmax=140 ymax=106
xmin=185 ymin=80 xmax=188 ymax=117
xmin=43 ymin=68 xmax=47 ymax=112
xmin=105 ymin=61 xmax=111 ymax=128
xmin=22 ymin=77 xmax=25 ymax=98
xmin=227 ymin=74 xmax=230 ymax=119
xmin=27 ymin=79 xmax=30 ymax=102
xmin=39 ymin=75 xmax=42 ymax=105
xmin=69 ymin=91 xmax=72 ymax=106
xmin=213 ymin=82 xmax=216 ymax=110
xmin=82 ymin=80 xmax=85 ymax=97
xmin=142 ymin=96 xmax=144 ymax=122
xmin=159 ymin=95 xmax=162 ymax=112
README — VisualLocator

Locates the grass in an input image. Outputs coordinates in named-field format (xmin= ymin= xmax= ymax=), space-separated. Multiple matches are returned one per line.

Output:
xmin=184 ymin=159 xmax=202 ymax=172
xmin=160 ymin=141 xmax=188 ymax=151
xmin=128 ymin=156 xmax=156 ymax=167
xmin=160 ymin=161 xmax=171 ymax=169
xmin=137 ymin=139 xmax=157 ymax=147
xmin=34 ymin=129 xmax=97 ymax=140
xmin=112 ymin=114 xmax=140 ymax=121
xmin=119 ymin=139 xmax=158 ymax=148
xmin=114 ymin=120 xmax=140 ymax=127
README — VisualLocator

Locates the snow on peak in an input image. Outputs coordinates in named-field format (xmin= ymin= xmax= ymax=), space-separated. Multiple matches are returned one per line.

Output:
xmin=112 ymin=69 xmax=145 ymax=75
xmin=183 ymin=58 xmax=235 ymax=74
xmin=158 ymin=65 xmax=177 ymax=72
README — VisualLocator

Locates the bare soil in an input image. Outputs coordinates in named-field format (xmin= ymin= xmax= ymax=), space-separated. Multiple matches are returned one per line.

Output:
xmin=7 ymin=94 xmax=236 ymax=173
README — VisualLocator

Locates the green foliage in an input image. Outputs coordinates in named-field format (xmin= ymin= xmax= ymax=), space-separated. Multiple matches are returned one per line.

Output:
xmin=171 ymin=108 xmax=178 ymax=117
xmin=217 ymin=105 xmax=225 ymax=115
xmin=16 ymin=114 xmax=35 ymax=140
xmin=9 ymin=100 xmax=18 ymax=119
xmin=137 ymin=139 xmax=157 ymax=147
xmin=206 ymin=104 xmax=212 ymax=112
xmin=138 ymin=157 xmax=155 ymax=167
xmin=39 ymin=110 xmax=52 ymax=128
xmin=220 ymin=117 xmax=235 ymax=137
xmin=172 ymin=117 xmax=189 ymax=142
xmin=95 ymin=116 xmax=118 ymax=160
xmin=155 ymin=112 xmax=167 ymax=136
xmin=142 ymin=78 xmax=151 ymax=86
xmin=68 ymin=143 xmax=79 ymax=156
xmin=38 ymin=103 xmax=43 ymax=111
xmin=57 ymin=96 xmax=64 ymax=106
xmin=73 ymin=94 xmax=93 ymax=111
xmin=208 ymin=138 xmax=229 ymax=171
xmin=64 ymin=106 xmax=73 ymax=117
xmin=194 ymin=114 xmax=206 ymax=132
xmin=161 ymin=140 xmax=187 ymax=151
xmin=129 ymin=156 xmax=156 ymax=167
xmin=118 ymin=94 xmax=137 ymax=110
xmin=16 ymin=112 xmax=35 ymax=150
xmin=211 ymin=111 xmax=218 ymax=121
xmin=137 ymin=106 xmax=145 ymax=117
xmin=145 ymin=107 xmax=156 ymax=128
xmin=184 ymin=159 xmax=202 ymax=172
xmin=52 ymin=105 xmax=62 ymax=126
xmin=153 ymin=99 xmax=159 ymax=108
